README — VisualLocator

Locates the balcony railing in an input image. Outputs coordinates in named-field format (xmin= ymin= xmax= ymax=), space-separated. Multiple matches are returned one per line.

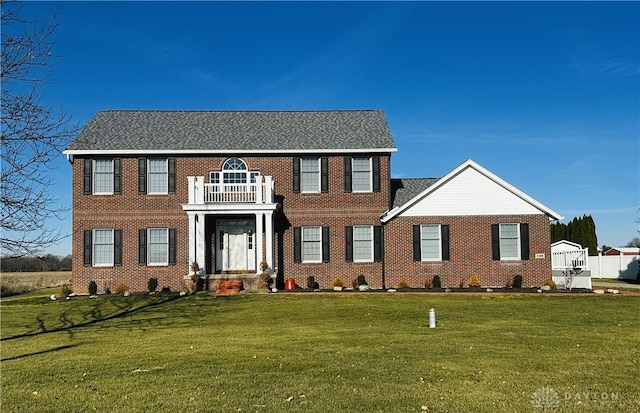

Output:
xmin=187 ymin=175 xmax=274 ymax=205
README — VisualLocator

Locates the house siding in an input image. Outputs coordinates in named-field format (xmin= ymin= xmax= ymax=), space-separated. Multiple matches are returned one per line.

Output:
xmin=383 ymin=214 xmax=552 ymax=288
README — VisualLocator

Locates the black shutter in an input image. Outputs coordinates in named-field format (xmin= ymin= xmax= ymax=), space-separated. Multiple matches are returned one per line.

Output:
xmin=114 ymin=229 xmax=122 ymax=266
xmin=520 ymin=223 xmax=530 ymax=260
xmin=168 ymin=158 xmax=176 ymax=194
xmin=83 ymin=230 xmax=92 ymax=266
xmin=321 ymin=157 xmax=329 ymax=193
xmin=322 ymin=226 xmax=330 ymax=262
xmin=138 ymin=158 xmax=147 ymax=194
xmin=138 ymin=229 xmax=147 ymax=265
xmin=83 ymin=159 xmax=92 ymax=194
xmin=413 ymin=225 xmax=421 ymax=261
xmin=345 ymin=226 xmax=353 ymax=262
xmin=293 ymin=227 xmax=301 ymax=262
xmin=491 ymin=224 xmax=500 ymax=260
xmin=169 ymin=228 xmax=176 ymax=265
xmin=373 ymin=226 xmax=383 ymax=262
xmin=113 ymin=158 xmax=121 ymax=195
xmin=292 ymin=158 xmax=300 ymax=193
xmin=441 ymin=225 xmax=450 ymax=261
xmin=344 ymin=157 xmax=352 ymax=193
xmin=372 ymin=156 xmax=380 ymax=192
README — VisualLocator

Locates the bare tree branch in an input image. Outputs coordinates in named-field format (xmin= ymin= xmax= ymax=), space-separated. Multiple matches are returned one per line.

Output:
xmin=1 ymin=0 xmax=79 ymax=257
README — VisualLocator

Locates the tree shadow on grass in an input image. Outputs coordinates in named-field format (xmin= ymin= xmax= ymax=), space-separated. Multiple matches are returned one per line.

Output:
xmin=0 ymin=293 xmax=185 ymax=341
xmin=1 ymin=344 xmax=79 ymax=362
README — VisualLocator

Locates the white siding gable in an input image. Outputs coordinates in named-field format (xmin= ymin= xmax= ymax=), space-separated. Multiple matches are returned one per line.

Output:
xmin=382 ymin=159 xmax=563 ymax=222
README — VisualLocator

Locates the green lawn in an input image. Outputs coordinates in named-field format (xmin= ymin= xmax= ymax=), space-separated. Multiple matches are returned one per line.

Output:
xmin=1 ymin=292 xmax=639 ymax=412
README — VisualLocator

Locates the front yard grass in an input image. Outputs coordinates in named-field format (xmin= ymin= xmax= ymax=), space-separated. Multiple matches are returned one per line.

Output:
xmin=1 ymin=292 xmax=639 ymax=412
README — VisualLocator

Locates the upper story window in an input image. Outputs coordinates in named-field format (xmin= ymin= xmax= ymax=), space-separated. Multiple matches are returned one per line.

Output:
xmin=138 ymin=158 xmax=176 ymax=195
xmin=84 ymin=158 xmax=121 ymax=195
xmin=293 ymin=157 xmax=328 ymax=193
xmin=344 ymin=156 xmax=380 ymax=193
xmin=223 ymin=158 xmax=247 ymax=171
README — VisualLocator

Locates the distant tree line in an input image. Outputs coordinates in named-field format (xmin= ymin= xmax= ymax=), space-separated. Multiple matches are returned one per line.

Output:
xmin=550 ymin=215 xmax=598 ymax=256
xmin=1 ymin=254 xmax=71 ymax=272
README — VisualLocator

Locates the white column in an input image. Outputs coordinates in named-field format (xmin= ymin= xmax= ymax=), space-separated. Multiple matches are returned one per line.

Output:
xmin=255 ymin=212 xmax=264 ymax=274
xmin=265 ymin=210 xmax=274 ymax=272
xmin=187 ymin=177 xmax=196 ymax=204
xmin=195 ymin=213 xmax=206 ymax=274
xmin=188 ymin=213 xmax=196 ymax=274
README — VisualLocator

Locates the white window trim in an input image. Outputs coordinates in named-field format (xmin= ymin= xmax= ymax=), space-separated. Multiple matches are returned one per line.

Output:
xmin=499 ymin=223 xmax=521 ymax=261
xmin=421 ymin=224 xmax=442 ymax=261
xmin=93 ymin=159 xmax=114 ymax=195
xmin=93 ymin=228 xmax=114 ymax=267
xmin=353 ymin=225 xmax=373 ymax=262
xmin=300 ymin=158 xmax=321 ymax=193
xmin=147 ymin=228 xmax=169 ymax=266
xmin=301 ymin=226 xmax=322 ymax=263
xmin=147 ymin=158 xmax=169 ymax=195
xmin=352 ymin=157 xmax=372 ymax=193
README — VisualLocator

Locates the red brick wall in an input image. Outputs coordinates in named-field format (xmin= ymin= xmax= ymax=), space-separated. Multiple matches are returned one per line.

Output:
xmin=71 ymin=154 xmax=392 ymax=292
xmin=383 ymin=214 xmax=552 ymax=288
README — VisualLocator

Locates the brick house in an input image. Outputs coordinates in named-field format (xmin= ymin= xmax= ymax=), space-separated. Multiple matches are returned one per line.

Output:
xmin=64 ymin=110 xmax=562 ymax=293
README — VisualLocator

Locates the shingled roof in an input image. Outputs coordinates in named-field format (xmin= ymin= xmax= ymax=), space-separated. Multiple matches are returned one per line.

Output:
xmin=390 ymin=178 xmax=440 ymax=209
xmin=65 ymin=110 xmax=397 ymax=154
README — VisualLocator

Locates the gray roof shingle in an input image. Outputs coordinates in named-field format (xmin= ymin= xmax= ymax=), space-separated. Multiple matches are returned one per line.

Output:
xmin=65 ymin=110 xmax=396 ymax=153
xmin=390 ymin=178 xmax=440 ymax=209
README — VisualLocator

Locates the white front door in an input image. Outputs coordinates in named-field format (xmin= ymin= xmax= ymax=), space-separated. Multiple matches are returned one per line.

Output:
xmin=227 ymin=231 xmax=246 ymax=270
xmin=216 ymin=219 xmax=256 ymax=272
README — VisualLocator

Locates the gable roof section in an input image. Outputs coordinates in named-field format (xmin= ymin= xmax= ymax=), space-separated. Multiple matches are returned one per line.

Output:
xmin=381 ymin=159 xmax=563 ymax=223
xmin=64 ymin=110 xmax=397 ymax=155
xmin=390 ymin=178 xmax=440 ymax=209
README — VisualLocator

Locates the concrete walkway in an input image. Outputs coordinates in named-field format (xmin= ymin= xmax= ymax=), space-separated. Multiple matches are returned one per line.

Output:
xmin=591 ymin=280 xmax=640 ymax=290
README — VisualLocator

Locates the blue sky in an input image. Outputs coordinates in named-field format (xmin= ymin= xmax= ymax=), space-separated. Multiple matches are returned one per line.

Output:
xmin=19 ymin=1 xmax=640 ymax=256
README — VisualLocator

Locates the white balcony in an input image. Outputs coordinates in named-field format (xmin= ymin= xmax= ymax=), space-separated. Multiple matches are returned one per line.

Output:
xmin=187 ymin=175 xmax=275 ymax=205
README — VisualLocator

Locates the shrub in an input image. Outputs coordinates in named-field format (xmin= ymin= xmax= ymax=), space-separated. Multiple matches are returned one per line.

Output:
xmin=307 ymin=276 xmax=319 ymax=289
xmin=424 ymin=276 xmax=433 ymax=289
xmin=114 ymin=283 xmax=129 ymax=294
xmin=88 ymin=280 xmax=98 ymax=296
xmin=458 ymin=278 xmax=466 ymax=288
xmin=543 ymin=278 xmax=557 ymax=288
xmin=356 ymin=274 xmax=367 ymax=286
xmin=148 ymin=277 xmax=158 ymax=293
xmin=468 ymin=275 xmax=482 ymax=288
xmin=513 ymin=274 xmax=523 ymax=289
xmin=61 ymin=284 xmax=73 ymax=296
xmin=331 ymin=277 xmax=344 ymax=288
xmin=396 ymin=279 xmax=410 ymax=289
xmin=432 ymin=275 xmax=442 ymax=289
xmin=259 ymin=272 xmax=271 ymax=289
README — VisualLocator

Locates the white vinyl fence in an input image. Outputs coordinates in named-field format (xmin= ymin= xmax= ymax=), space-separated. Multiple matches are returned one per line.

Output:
xmin=588 ymin=255 xmax=639 ymax=279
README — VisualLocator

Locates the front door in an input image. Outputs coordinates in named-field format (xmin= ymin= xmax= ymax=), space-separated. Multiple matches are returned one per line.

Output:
xmin=216 ymin=219 xmax=256 ymax=273
xmin=227 ymin=230 xmax=246 ymax=270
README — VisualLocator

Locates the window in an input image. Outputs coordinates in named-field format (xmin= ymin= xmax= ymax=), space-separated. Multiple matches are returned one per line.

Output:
xmin=301 ymin=158 xmax=320 ymax=193
xmin=148 ymin=159 xmax=168 ymax=194
xmin=85 ymin=158 xmax=121 ymax=195
xmin=492 ymin=223 xmax=529 ymax=261
xmin=148 ymin=228 xmax=169 ymax=265
xmin=344 ymin=156 xmax=380 ymax=193
xmin=83 ymin=229 xmax=122 ymax=267
xmin=413 ymin=224 xmax=450 ymax=261
xmin=139 ymin=228 xmax=177 ymax=265
xmin=293 ymin=157 xmax=328 ymax=193
xmin=346 ymin=225 xmax=382 ymax=263
xmin=352 ymin=158 xmax=371 ymax=192
xmin=293 ymin=226 xmax=329 ymax=263
xmin=138 ymin=158 xmax=175 ymax=194
xmin=93 ymin=159 xmax=114 ymax=194
xmin=302 ymin=226 xmax=322 ymax=262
